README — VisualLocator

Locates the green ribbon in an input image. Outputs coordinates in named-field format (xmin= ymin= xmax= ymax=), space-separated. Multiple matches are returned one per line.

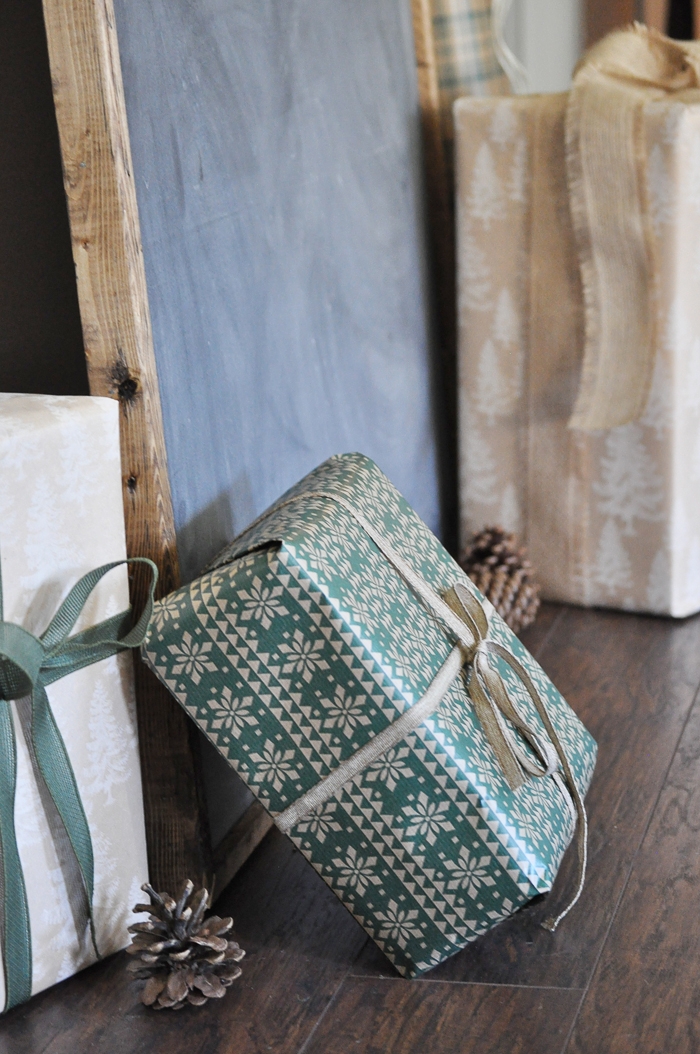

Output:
xmin=0 ymin=557 xmax=157 ymax=1012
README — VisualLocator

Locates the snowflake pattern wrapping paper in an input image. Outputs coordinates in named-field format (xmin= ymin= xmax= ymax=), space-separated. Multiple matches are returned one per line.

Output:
xmin=143 ymin=453 xmax=596 ymax=977
xmin=0 ymin=395 xmax=149 ymax=1008
xmin=455 ymin=93 xmax=700 ymax=616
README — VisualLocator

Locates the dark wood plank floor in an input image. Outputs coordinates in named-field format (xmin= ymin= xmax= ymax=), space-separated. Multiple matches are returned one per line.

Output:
xmin=3 ymin=601 xmax=700 ymax=1054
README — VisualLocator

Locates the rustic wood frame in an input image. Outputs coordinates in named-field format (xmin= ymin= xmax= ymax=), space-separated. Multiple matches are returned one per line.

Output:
xmin=411 ymin=0 xmax=458 ymax=553
xmin=41 ymin=0 xmax=444 ymax=895
xmin=40 ymin=0 xmax=214 ymax=893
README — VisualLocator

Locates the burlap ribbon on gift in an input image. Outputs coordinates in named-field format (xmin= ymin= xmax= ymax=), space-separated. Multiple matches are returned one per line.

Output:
xmin=558 ymin=24 xmax=700 ymax=430
xmin=232 ymin=491 xmax=588 ymax=932
xmin=0 ymin=558 xmax=157 ymax=1011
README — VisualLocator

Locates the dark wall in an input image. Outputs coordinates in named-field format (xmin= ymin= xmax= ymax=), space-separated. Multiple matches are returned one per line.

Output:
xmin=668 ymin=0 xmax=693 ymax=38
xmin=0 ymin=0 xmax=88 ymax=396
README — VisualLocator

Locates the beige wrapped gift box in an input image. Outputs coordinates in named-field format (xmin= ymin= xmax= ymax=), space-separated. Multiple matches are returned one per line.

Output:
xmin=455 ymin=91 xmax=700 ymax=616
xmin=0 ymin=394 xmax=148 ymax=1007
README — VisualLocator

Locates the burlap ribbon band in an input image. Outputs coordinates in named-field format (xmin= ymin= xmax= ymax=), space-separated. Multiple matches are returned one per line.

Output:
xmin=559 ymin=24 xmax=700 ymax=430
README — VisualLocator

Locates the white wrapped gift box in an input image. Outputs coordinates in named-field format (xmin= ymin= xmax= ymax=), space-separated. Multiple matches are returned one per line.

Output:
xmin=456 ymin=93 xmax=700 ymax=616
xmin=0 ymin=394 xmax=148 ymax=1009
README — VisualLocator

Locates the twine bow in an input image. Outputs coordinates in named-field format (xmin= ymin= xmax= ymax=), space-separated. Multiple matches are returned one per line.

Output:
xmin=230 ymin=490 xmax=588 ymax=930
xmin=443 ymin=583 xmax=560 ymax=791
xmin=0 ymin=557 xmax=157 ymax=1011
xmin=442 ymin=582 xmax=587 ymax=930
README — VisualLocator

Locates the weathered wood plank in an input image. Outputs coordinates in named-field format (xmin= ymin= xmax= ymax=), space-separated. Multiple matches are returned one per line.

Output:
xmin=40 ymin=0 xmax=448 ymax=902
xmin=212 ymin=800 xmax=274 ymax=901
xmin=643 ymin=0 xmax=670 ymax=31
xmin=40 ymin=0 xmax=208 ymax=891
xmin=411 ymin=0 xmax=458 ymax=550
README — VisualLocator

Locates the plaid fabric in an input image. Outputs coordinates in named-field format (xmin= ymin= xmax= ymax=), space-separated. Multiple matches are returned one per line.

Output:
xmin=432 ymin=0 xmax=510 ymax=110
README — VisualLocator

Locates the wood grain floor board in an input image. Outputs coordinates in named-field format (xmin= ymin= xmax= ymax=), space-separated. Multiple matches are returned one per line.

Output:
xmin=354 ymin=607 xmax=700 ymax=989
xmin=0 ymin=830 xmax=368 ymax=1054
xmin=4 ymin=604 xmax=700 ymax=1053
xmin=300 ymin=977 xmax=583 ymax=1054
xmin=566 ymin=687 xmax=700 ymax=1054
xmin=518 ymin=601 xmax=566 ymax=660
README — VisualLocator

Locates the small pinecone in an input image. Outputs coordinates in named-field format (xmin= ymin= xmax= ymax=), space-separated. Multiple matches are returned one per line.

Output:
xmin=459 ymin=526 xmax=540 ymax=634
xmin=126 ymin=880 xmax=245 ymax=1010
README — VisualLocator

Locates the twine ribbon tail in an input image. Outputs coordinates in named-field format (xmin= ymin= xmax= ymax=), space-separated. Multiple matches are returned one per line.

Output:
xmin=542 ymin=791 xmax=588 ymax=931
xmin=483 ymin=639 xmax=590 ymax=931
xmin=467 ymin=663 xmax=527 ymax=792
xmin=447 ymin=585 xmax=589 ymax=931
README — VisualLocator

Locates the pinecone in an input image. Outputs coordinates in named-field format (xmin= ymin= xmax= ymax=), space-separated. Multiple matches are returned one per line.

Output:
xmin=126 ymin=880 xmax=245 ymax=1010
xmin=459 ymin=526 xmax=540 ymax=634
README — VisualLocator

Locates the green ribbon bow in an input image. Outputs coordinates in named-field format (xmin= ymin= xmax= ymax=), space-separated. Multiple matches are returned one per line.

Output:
xmin=0 ymin=557 xmax=157 ymax=1012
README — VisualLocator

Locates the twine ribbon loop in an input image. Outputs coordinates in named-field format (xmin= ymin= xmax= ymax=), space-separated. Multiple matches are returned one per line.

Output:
xmin=0 ymin=556 xmax=158 ymax=1012
xmin=444 ymin=582 xmax=561 ymax=791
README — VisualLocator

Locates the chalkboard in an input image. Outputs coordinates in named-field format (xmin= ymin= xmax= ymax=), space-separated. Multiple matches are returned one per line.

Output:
xmin=112 ymin=0 xmax=442 ymax=584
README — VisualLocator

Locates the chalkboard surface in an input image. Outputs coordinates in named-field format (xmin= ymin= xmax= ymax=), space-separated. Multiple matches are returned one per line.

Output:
xmin=111 ymin=0 xmax=442 ymax=841
xmin=113 ymin=0 xmax=441 ymax=580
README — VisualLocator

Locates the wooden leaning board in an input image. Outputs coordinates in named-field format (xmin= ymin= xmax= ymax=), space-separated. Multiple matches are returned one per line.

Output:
xmin=41 ymin=0 xmax=450 ymax=894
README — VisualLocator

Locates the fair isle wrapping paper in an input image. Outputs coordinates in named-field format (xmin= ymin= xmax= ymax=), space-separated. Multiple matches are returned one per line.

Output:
xmin=455 ymin=94 xmax=700 ymax=616
xmin=0 ymin=395 xmax=148 ymax=1006
xmin=143 ymin=454 xmax=596 ymax=977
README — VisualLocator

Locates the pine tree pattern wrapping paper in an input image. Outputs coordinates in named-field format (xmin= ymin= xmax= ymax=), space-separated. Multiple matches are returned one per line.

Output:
xmin=143 ymin=453 xmax=596 ymax=977
xmin=456 ymin=93 xmax=700 ymax=616
xmin=0 ymin=395 xmax=149 ymax=1007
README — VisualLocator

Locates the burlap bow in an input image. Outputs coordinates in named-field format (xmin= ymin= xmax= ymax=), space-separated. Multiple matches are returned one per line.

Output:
xmin=567 ymin=23 xmax=700 ymax=430
xmin=0 ymin=558 xmax=157 ymax=1011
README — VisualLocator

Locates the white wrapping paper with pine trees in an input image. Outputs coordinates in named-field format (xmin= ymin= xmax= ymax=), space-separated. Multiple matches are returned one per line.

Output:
xmin=0 ymin=395 xmax=149 ymax=1009
xmin=456 ymin=34 xmax=700 ymax=616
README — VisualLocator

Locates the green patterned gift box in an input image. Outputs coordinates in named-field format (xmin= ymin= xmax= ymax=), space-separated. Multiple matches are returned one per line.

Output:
xmin=142 ymin=454 xmax=596 ymax=977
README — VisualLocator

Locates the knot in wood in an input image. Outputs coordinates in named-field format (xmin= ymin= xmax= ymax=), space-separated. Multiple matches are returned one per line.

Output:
xmin=112 ymin=362 xmax=140 ymax=404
